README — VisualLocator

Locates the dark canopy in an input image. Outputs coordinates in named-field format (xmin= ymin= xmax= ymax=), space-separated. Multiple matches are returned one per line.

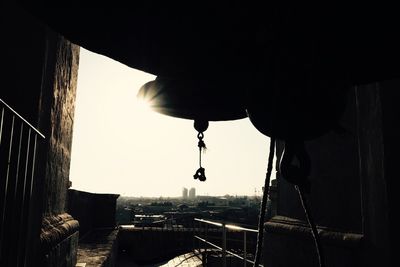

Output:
xmin=27 ymin=4 xmax=400 ymax=84
xmin=26 ymin=4 xmax=400 ymax=139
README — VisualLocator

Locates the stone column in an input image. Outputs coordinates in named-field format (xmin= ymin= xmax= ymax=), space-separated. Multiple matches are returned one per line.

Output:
xmin=36 ymin=29 xmax=80 ymax=267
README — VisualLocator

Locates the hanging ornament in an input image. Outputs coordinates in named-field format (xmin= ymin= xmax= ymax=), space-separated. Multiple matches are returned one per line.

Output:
xmin=137 ymin=76 xmax=247 ymax=183
xmin=193 ymin=119 xmax=208 ymax=182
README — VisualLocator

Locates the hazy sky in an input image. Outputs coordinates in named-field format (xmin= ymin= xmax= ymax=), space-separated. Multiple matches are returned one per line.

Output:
xmin=69 ymin=48 xmax=274 ymax=197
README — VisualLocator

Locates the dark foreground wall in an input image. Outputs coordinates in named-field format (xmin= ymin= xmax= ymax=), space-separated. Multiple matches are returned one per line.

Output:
xmin=67 ymin=190 xmax=119 ymax=267
xmin=264 ymin=82 xmax=395 ymax=267
xmin=1 ymin=3 xmax=81 ymax=267
xmin=118 ymin=228 xmax=194 ymax=264
xmin=67 ymin=189 xmax=120 ymax=238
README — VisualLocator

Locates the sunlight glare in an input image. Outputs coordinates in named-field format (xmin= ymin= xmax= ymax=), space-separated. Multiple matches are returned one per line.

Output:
xmin=134 ymin=95 xmax=153 ymax=115
xmin=70 ymin=48 xmax=273 ymax=197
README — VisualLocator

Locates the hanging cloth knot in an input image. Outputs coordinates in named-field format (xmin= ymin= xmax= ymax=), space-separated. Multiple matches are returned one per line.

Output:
xmin=193 ymin=167 xmax=206 ymax=181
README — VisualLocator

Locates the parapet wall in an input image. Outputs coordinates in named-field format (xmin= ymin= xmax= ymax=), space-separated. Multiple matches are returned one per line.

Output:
xmin=118 ymin=227 xmax=194 ymax=264
xmin=67 ymin=189 xmax=120 ymax=238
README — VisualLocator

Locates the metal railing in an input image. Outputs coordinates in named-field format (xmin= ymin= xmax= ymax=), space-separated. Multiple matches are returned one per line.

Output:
xmin=0 ymin=98 xmax=45 ymax=266
xmin=194 ymin=218 xmax=263 ymax=267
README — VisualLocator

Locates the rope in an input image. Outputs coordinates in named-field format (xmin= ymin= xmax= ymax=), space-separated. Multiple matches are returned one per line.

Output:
xmin=197 ymin=132 xmax=206 ymax=167
xmin=199 ymin=148 xmax=202 ymax=167
xmin=194 ymin=132 xmax=206 ymax=181
xmin=295 ymin=185 xmax=325 ymax=267
xmin=253 ymin=137 xmax=275 ymax=267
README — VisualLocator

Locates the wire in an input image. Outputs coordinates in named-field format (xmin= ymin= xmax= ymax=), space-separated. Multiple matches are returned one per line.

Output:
xmin=253 ymin=137 xmax=275 ymax=267
xmin=295 ymin=185 xmax=325 ymax=267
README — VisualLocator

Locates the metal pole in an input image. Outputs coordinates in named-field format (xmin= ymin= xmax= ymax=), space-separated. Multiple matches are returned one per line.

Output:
xmin=205 ymin=223 xmax=208 ymax=261
xmin=192 ymin=219 xmax=195 ymax=252
xmin=222 ymin=223 xmax=227 ymax=267
xmin=244 ymin=231 xmax=247 ymax=267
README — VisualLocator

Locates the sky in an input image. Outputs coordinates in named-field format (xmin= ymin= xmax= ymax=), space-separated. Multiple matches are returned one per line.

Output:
xmin=69 ymin=48 xmax=274 ymax=198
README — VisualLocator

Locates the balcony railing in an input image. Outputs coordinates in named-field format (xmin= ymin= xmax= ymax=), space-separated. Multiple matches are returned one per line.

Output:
xmin=194 ymin=218 xmax=263 ymax=267
xmin=0 ymin=99 xmax=45 ymax=266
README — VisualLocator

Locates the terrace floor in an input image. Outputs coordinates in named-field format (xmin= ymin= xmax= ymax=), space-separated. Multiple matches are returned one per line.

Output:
xmin=117 ymin=251 xmax=203 ymax=267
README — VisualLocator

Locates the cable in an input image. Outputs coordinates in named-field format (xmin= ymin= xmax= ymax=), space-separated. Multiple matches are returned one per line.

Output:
xmin=295 ymin=185 xmax=325 ymax=267
xmin=253 ymin=137 xmax=275 ymax=267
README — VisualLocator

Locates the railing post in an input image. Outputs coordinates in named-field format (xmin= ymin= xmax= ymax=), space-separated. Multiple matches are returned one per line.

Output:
xmin=244 ymin=231 xmax=247 ymax=267
xmin=205 ymin=223 xmax=208 ymax=261
xmin=222 ymin=223 xmax=227 ymax=267
xmin=0 ymin=99 xmax=45 ymax=266
xmin=192 ymin=220 xmax=194 ymax=251
xmin=194 ymin=218 xmax=261 ymax=267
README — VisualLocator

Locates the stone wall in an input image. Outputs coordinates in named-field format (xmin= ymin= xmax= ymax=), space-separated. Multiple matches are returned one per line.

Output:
xmin=36 ymin=29 xmax=80 ymax=266
xmin=38 ymin=32 xmax=80 ymax=216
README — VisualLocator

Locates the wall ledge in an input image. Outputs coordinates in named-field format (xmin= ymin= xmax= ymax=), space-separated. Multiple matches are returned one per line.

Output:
xmin=265 ymin=216 xmax=363 ymax=247
xmin=76 ymin=228 xmax=119 ymax=267
xmin=40 ymin=213 xmax=79 ymax=250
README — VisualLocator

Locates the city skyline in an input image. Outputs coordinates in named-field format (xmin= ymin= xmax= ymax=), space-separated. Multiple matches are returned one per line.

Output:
xmin=69 ymin=48 xmax=275 ymax=197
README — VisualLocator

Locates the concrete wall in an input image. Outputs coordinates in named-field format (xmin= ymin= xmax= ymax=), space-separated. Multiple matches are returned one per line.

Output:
xmin=118 ymin=228 xmax=194 ymax=264
xmin=118 ymin=227 xmax=257 ymax=265
xmin=67 ymin=190 xmax=119 ymax=267
xmin=67 ymin=189 xmax=119 ymax=238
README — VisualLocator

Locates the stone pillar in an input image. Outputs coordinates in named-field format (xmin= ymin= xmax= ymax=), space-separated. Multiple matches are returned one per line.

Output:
xmin=36 ymin=29 xmax=80 ymax=267
xmin=1 ymin=4 xmax=80 ymax=266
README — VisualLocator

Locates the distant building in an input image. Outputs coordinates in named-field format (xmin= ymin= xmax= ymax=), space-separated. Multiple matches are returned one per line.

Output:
xmin=189 ymin=187 xmax=196 ymax=199
xmin=182 ymin=187 xmax=188 ymax=199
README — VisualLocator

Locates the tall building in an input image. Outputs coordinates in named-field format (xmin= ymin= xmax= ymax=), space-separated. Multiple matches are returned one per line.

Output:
xmin=189 ymin=187 xmax=196 ymax=199
xmin=182 ymin=187 xmax=188 ymax=199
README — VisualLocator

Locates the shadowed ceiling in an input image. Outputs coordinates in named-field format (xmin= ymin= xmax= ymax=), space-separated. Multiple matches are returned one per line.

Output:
xmin=26 ymin=4 xmax=400 ymax=139
xmin=28 ymin=4 xmax=400 ymax=85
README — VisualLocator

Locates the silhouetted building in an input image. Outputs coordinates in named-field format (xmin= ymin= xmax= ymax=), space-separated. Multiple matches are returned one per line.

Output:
xmin=182 ymin=187 xmax=188 ymax=199
xmin=189 ymin=188 xmax=196 ymax=199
